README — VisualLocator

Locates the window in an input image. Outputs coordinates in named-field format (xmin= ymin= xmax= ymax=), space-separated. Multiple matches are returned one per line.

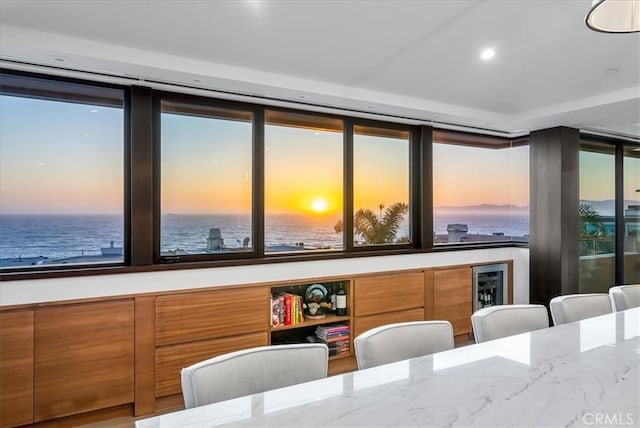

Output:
xmin=352 ymin=125 xmax=410 ymax=246
xmin=160 ymin=101 xmax=253 ymax=256
xmin=623 ymin=145 xmax=639 ymax=284
xmin=264 ymin=110 xmax=343 ymax=253
xmin=432 ymin=131 xmax=529 ymax=245
xmin=579 ymin=141 xmax=616 ymax=292
xmin=0 ymin=73 xmax=125 ymax=269
xmin=1 ymin=71 xmax=537 ymax=278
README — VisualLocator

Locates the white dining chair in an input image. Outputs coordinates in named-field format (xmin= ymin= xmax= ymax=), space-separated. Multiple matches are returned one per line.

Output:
xmin=181 ymin=343 xmax=328 ymax=409
xmin=609 ymin=284 xmax=640 ymax=311
xmin=471 ymin=304 xmax=549 ymax=343
xmin=549 ymin=293 xmax=613 ymax=326
xmin=354 ymin=321 xmax=454 ymax=370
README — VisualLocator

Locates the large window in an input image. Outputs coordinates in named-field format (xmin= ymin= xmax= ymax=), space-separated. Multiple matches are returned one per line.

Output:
xmin=160 ymin=101 xmax=253 ymax=256
xmin=0 ymin=74 xmax=125 ymax=269
xmin=264 ymin=110 xmax=343 ymax=253
xmin=1 ymin=71 xmax=546 ymax=277
xmin=579 ymin=140 xmax=640 ymax=290
xmin=579 ymin=142 xmax=616 ymax=292
xmin=432 ymin=131 xmax=529 ymax=245
xmin=352 ymin=125 xmax=410 ymax=246
xmin=623 ymin=145 xmax=639 ymax=284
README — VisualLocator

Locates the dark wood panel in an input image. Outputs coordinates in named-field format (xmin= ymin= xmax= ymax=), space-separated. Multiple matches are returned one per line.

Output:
xmin=354 ymin=271 xmax=424 ymax=317
xmin=0 ymin=310 xmax=34 ymax=428
xmin=155 ymin=287 xmax=268 ymax=346
xmin=353 ymin=308 xmax=425 ymax=338
xmin=135 ymin=296 xmax=156 ymax=416
xmin=529 ymin=127 xmax=579 ymax=306
xmin=34 ymin=300 xmax=135 ymax=421
xmin=155 ymin=331 xmax=269 ymax=397
xmin=433 ymin=267 xmax=472 ymax=336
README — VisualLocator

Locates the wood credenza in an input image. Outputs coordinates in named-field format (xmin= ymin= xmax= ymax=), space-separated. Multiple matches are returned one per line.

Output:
xmin=0 ymin=261 xmax=512 ymax=427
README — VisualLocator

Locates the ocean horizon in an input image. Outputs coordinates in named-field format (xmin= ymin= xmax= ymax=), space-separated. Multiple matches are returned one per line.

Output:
xmin=0 ymin=212 xmax=529 ymax=259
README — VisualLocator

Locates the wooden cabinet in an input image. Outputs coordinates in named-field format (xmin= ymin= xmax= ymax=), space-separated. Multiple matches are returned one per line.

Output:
xmin=154 ymin=287 xmax=269 ymax=397
xmin=432 ymin=267 xmax=472 ymax=337
xmin=353 ymin=307 xmax=425 ymax=338
xmin=0 ymin=310 xmax=34 ymax=428
xmin=155 ymin=287 xmax=267 ymax=346
xmin=0 ymin=259 xmax=511 ymax=425
xmin=34 ymin=300 xmax=135 ymax=421
xmin=155 ymin=332 xmax=268 ymax=396
xmin=354 ymin=271 xmax=424 ymax=317
xmin=353 ymin=271 xmax=425 ymax=338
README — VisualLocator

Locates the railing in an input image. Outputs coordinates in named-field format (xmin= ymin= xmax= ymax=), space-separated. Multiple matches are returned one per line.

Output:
xmin=579 ymin=237 xmax=639 ymax=257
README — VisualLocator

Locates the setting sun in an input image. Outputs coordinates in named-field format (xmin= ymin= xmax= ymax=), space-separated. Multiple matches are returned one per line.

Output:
xmin=310 ymin=197 xmax=328 ymax=213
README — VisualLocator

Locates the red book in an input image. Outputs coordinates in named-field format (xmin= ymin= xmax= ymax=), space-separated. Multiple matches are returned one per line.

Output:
xmin=284 ymin=294 xmax=292 ymax=325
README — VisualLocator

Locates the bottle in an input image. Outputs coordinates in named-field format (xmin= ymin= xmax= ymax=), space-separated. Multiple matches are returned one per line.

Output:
xmin=336 ymin=284 xmax=347 ymax=316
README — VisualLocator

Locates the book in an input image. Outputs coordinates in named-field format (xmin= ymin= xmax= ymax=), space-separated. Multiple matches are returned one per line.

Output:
xmin=271 ymin=295 xmax=281 ymax=327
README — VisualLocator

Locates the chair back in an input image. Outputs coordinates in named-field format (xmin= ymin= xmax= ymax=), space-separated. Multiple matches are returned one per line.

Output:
xmin=181 ymin=343 xmax=328 ymax=409
xmin=354 ymin=321 xmax=453 ymax=370
xmin=549 ymin=293 xmax=612 ymax=325
xmin=609 ymin=284 xmax=640 ymax=311
xmin=471 ymin=304 xmax=549 ymax=343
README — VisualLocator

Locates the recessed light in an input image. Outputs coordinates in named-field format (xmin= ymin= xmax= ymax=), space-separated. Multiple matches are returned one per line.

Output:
xmin=298 ymin=95 xmax=306 ymax=99
xmin=480 ymin=48 xmax=496 ymax=61
xmin=192 ymin=78 xmax=202 ymax=83
xmin=314 ymin=132 xmax=320 ymax=136
xmin=605 ymin=68 xmax=620 ymax=75
xmin=50 ymin=55 xmax=68 ymax=63
xmin=90 ymin=109 xmax=98 ymax=113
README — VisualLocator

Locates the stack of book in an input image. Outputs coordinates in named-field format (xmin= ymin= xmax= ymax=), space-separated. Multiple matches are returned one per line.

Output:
xmin=315 ymin=324 xmax=350 ymax=357
xmin=271 ymin=293 xmax=304 ymax=327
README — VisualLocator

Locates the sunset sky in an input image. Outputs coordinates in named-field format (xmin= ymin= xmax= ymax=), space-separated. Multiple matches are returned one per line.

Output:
xmin=3 ymin=94 xmax=635 ymax=217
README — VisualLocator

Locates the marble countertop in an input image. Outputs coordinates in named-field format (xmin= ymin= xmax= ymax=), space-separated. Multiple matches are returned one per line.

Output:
xmin=137 ymin=308 xmax=640 ymax=427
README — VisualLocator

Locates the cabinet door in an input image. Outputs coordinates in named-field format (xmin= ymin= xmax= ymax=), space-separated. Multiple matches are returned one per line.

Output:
xmin=353 ymin=308 xmax=425 ymax=338
xmin=34 ymin=300 xmax=134 ymax=421
xmin=0 ymin=310 xmax=34 ymax=428
xmin=155 ymin=332 xmax=268 ymax=397
xmin=156 ymin=287 xmax=267 ymax=346
xmin=433 ymin=267 xmax=472 ymax=336
xmin=354 ymin=272 xmax=424 ymax=317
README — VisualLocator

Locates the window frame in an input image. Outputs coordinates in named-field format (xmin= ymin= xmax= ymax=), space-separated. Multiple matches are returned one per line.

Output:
xmin=153 ymin=91 xmax=262 ymax=264
xmin=347 ymin=118 xmax=419 ymax=252
xmin=431 ymin=129 xmax=530 ymax=247
xmin=0 ymin=69 xmax=529 ymax=281
xmin=0 ymin=69 xmax=130 ymax=274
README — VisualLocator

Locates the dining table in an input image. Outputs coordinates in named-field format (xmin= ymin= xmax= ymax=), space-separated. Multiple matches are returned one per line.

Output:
xmin=136 ymin=307 xmax=640 ymax=427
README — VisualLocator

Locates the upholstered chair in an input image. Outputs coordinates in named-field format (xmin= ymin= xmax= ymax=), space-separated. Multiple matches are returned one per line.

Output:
xmin=471 ymin=304 xmax=549 ymax=343
xmin=354 ymin=321 xmax=454 ymax=370
xmin=181 ymin=343 xmax=328 ymax=408
xmin=609 ymin=284 xmax=640 ymax=311
xmin=549 ymin=293 xmax=613 ymax=326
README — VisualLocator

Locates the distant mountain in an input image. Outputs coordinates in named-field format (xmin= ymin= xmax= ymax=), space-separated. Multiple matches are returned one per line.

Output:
xmin=435 ymin=204 xmax=529 ymax=214
xmin=580 ymin=199 xmax=638 ymax=217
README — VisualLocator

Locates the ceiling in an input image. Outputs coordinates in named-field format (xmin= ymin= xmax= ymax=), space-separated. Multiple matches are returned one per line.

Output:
xmin=1 ymin=0 xmax=639 ymax=139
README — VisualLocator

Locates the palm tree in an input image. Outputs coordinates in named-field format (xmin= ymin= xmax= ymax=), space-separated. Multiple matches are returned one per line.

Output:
xmin=334 ymin=202 xmax=408 ymax=244
xmin=579 ymin=202 xmax=605 ymax=237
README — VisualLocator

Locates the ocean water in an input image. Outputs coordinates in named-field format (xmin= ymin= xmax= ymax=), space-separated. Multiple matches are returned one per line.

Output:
xmin=0 ymin=212 xmax=529 ymax=260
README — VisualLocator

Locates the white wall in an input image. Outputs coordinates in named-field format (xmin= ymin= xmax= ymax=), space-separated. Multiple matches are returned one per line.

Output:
xmin=0 ymin=247 xmax=529 ymax=306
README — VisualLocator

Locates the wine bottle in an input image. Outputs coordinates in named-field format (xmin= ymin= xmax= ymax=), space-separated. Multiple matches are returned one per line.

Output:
xmin=336 ymin=284 xmax=347 ymax=316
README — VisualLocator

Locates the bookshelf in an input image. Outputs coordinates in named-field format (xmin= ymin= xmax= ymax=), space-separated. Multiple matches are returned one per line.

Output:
xmin=269 ymin=280 xmax=352 ymax=361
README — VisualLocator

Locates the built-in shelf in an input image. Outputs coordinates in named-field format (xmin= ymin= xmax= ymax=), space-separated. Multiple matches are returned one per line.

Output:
xmin=270 ymin=314 xmax=350 ymax=332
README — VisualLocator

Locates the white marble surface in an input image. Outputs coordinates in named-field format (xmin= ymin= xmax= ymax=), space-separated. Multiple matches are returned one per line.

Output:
xmin=136 ymin=308 xmax=639 ymax=428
